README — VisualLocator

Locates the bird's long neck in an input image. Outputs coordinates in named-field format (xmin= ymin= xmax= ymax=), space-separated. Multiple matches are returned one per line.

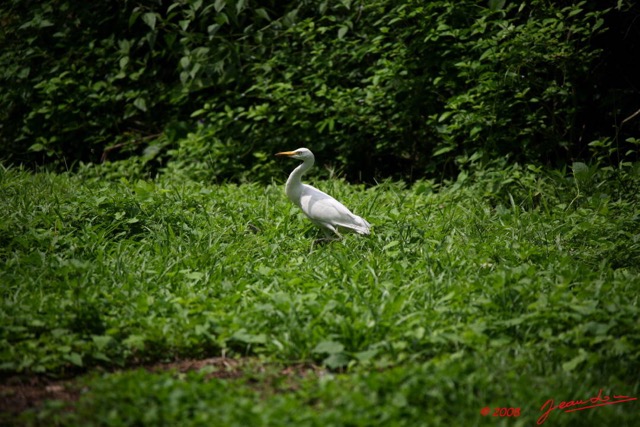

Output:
xmin=285 ymin=156 xmax=314 ymax=204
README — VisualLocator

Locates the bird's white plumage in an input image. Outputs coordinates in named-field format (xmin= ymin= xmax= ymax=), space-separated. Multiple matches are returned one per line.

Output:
xmin=276 ymin=148 xmax=371 ymax=237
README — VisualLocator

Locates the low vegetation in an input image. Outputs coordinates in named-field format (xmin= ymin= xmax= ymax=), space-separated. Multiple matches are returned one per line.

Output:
xmin=1 ymin=160 xmax=638 ymax=425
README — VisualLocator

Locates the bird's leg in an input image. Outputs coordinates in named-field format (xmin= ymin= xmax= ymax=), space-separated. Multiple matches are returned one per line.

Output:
xmin=322 ymin=226 xmax=342 ymax=240
xmin=311 ymin=236 xmax=337 ymax=251
xmin=312 ymin=236 xmax=337 ymax=245
xmin=311 ymin=228 xmax=341 ymax=248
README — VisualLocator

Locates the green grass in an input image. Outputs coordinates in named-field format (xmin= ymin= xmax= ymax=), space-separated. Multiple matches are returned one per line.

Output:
xmin=1 ymin=163 xmax=639 ymax=426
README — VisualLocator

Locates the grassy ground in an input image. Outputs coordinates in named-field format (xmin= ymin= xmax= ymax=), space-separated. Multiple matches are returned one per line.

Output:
xmin=1 ymin=162 xmax=639 ymax=426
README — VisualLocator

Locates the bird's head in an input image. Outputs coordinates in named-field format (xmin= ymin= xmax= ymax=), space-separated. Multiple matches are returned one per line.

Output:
xmin=275 ymin=148 xmax=314 ymax=161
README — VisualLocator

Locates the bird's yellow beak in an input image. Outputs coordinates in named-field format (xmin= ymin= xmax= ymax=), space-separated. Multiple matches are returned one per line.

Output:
xmin=275 ymin=151 xmax=296 ymax=157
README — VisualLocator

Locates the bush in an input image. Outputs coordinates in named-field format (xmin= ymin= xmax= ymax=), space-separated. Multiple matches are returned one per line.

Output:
xmin=1 ymin=0 xmax=636 ymax=182
xmin=0 ymin=0 xmax=287 ymax=167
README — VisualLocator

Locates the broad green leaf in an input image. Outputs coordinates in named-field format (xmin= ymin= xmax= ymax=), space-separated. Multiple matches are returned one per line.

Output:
xmin=133 ymin=97 xmax=147 ymax=112
xmin=313 ymin=341 xmax=344 ymax=354
xmin=232 ymin=330 xmax=266 ymax=344
xmin=255 ymin=8 xmax=270 ymax=21
xmin=324 ymin=353 xmax=349 ymax=369
xmin=214 ymin=0 xmax=226 ymax=13
xmin=433 ymin=146 xmax=455 ymax=156
xmin=142 ymin=12 xmax=157 ymax=30
xmin=383 ymin=241 xmax=400 ymax=251
xmin=65 ymin=352 xmax=84 ymax=367
xmin=488 ymin=0 xmax=506 ymax=11
xmin=562 ymin=350 xmax=588 ymax=372
xmin=354 ymin=349 xmax=378 ymax=362
xmin=236 ymin=0 xmax=247 ymax=14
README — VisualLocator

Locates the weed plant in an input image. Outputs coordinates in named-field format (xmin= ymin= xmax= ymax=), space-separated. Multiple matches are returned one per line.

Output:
xmin=1 ymin=161 xmax=638 ymax=426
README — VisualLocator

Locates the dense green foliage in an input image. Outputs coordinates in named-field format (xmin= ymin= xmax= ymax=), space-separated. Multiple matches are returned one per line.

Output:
xmin=24 ymin=363 xmax=638 ymax=426
xmin=2 ymin=0 xmax=638 ymax=181
xmin=1 ymin=161 xmax=639 ymax=424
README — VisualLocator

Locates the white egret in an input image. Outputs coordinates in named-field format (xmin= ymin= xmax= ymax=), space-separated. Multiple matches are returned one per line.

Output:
xmin=275 ymin=148 xmax=371 ymax=238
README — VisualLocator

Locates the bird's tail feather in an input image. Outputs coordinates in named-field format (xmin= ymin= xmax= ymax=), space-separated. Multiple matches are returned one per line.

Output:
xmin=341 ymin=215 xmax=371 ymax=235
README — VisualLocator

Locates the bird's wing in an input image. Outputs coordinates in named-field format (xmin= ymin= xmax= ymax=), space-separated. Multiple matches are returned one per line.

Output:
xmin=299 ymin=184 xmax=371 ymax=234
